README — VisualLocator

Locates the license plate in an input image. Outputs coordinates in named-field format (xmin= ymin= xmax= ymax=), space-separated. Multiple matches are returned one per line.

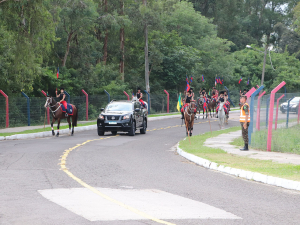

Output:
xmin=109 ymin=122 xmax=117 ymax=124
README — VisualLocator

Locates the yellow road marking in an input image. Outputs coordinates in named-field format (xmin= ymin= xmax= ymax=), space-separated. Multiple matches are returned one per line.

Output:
xmin=59 ymin=136 xmax=175 ymax=225
xmin=59 ymin=118 xmax=221 ymax=224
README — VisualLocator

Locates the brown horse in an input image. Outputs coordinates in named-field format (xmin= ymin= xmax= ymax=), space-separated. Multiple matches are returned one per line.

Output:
xmin=208 ymin=97 xmax=217 ymax=118
xmin=197 ymin=95 xmax=208 ymax=119
xmin=184 ymin=101 xmax=196 ymax=136
xmin=44 ymin=97 xmax=78 ymax=137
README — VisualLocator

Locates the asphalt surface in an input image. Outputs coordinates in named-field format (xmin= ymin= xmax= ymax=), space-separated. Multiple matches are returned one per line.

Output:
xmin=1 ymin=115 xmax=300 ymax=225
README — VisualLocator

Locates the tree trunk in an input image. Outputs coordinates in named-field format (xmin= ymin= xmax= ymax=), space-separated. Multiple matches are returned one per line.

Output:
xmin=62 ymin=32 xmax=73 ymax=67
xmin=96 ymin=28 xmax=101 ymax=64
xmin=143 ymin=0 xmax=150 ymax=93
xmin=102 ymin=29 xmax=108 ymax=65
xmin=119 ymin=0 xmax=125 ymax=80
xmin=119 ymin=27 xmax=125 ymax=80
xmin=102 ymin=0 xmax=108 ymax=65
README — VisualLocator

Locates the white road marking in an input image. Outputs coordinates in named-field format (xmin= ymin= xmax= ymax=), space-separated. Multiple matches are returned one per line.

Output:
xmin=39 ymin=188 xmax=241 ymax=222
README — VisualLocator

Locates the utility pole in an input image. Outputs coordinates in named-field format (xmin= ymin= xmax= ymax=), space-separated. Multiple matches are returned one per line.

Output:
xmin=261 ymin=44 xmax=267 ymax=87
xmin=143 ymin=0 xmax=150 ymax=93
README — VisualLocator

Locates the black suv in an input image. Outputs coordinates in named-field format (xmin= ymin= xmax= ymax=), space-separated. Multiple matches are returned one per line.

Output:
xmin=97 ymin=100 xmax=148 ymax=136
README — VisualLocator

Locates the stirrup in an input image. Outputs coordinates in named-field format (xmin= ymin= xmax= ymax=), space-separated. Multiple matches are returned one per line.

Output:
xmin=65 ymin=113 xmax=68 ymax=117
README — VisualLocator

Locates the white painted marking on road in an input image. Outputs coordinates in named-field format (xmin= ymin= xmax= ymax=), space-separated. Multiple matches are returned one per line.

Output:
xmin=39 ymin=188 xmax=241 ymax=222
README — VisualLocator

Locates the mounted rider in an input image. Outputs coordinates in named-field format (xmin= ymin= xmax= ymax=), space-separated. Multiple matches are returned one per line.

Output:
xmin=181 ymin=90 xmax=197 ymax=119
xmin=136 ymin=87 xmax=147 ymax=108
xmin=216 ymin=91 xmax=228 ymax=115
xmin=56 ymin=88 xmax=68 ymax=116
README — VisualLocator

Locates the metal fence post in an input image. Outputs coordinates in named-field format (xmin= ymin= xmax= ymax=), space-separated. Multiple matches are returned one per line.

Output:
xmin=283 ymin=86 xmax=287 ymax=102
xmin=275 ymin=94 xmax=285 ymax=130
xmin=267 ymin=81 xmax=286 ymax=151
xmin=164 ymin=90 xmax=169 ymax=113
xmin=0 ymin=90 xmax=9 ymax=128
xmin=82 ymin=89 xmax=88 ymax=121
xmin=123 ymin=91 xmax=130 ymax=100
xmin=64 ymin=91 xmax=70 ymax=103
xmin=298 ymin=100 xmax=300 ymax=125
xmin=286 ymin=96 xmax=294 ymax=129
xmin=224 ymin=86 xmax=235 ymax=107
xmin=266 ymin=97 xmax=270 ymax=128
xmin=21 ymin=92 xmax=30 ymax=126
xmin=249 ymin=85 xmax=264 ymax=145
xmin=41 ymin=90 xmax=50 ymax=124
xmin=104 ymin=90 xmax=110 ymax=103
xmin=144 ymin=90 xmax=150 ymax=114
xmin=256 ymin=91 xmax=265 ymax=131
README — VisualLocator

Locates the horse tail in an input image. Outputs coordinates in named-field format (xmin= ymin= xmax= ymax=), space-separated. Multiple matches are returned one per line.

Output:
xmin=74 ymin=106 xmax=78 ymax=126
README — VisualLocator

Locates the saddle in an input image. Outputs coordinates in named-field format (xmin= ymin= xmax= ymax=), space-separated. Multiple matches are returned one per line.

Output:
xmin=60 ymin=103 xmax=74 ymax=115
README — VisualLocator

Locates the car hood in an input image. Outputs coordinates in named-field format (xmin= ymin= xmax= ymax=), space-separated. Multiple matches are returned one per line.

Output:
xmin=102 ymin=111 xmax=132 ymax=115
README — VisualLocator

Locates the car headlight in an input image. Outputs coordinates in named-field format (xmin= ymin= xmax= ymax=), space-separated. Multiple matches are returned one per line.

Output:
xmin=99 ymin=114 xmax=104 ymax=119
xmin=122 ymin=114 xmax=130 ymax=120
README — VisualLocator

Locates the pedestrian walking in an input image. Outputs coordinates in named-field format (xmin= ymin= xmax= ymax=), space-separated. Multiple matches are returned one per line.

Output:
xmin=240 ymin=95 xmax=250 ymax=151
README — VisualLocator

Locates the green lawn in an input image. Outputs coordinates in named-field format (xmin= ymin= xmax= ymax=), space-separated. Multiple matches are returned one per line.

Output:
xmin=179 ymin=126 xmax=300 ymax=181
xmin=0 ymin=121 xmax=97 ymax=137
xmin=231 ymin=124 xmax=300 ymax=154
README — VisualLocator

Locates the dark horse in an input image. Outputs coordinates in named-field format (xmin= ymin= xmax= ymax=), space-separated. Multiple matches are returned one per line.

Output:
xmin=44 ymin=97 xmax=78 ymax=137
xmin=184 ymin=101 xmax=196 ymax=136
xmin=197 ymin=95 xmax=208 ymax=119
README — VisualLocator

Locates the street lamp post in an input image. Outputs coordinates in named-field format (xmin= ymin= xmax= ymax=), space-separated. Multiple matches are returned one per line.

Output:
xmin=246 ymin=44 xmax=267 ymax=87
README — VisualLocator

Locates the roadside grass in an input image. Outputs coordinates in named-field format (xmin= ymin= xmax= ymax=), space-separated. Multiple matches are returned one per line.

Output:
xmin=0 ymin=112 xmax=180 ymax=136
xmin=231 ymin=124 xmax=300 ymax=154
xmin=0 ymin=121 xmax=97 ymax=137
xmin=179 ymin=127 xmax=300 ymax=181
xmin=148 ymin=112 xmax=180 ymax=117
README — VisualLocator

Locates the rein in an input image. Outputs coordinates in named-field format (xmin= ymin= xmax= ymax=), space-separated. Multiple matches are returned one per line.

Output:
xmin=46 ymin=98 xmax=61 ymax=117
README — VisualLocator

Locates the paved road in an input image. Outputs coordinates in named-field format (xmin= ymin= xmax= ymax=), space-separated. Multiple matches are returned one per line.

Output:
xmin=1 ymin=115 xmax=300 ymax=225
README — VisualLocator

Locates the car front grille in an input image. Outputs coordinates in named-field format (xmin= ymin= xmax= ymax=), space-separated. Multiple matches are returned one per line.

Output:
xmin=106 ymin=116 xmax=120 ymax=120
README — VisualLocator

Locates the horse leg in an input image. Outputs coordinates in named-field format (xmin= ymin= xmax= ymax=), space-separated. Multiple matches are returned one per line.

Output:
xmin=67 ymin=117 xmax=71 ymax=136
xmin=56 ymin=118 xmax=60 ymax=137
xmin=51 ymin=118 xmax=56 ymax=136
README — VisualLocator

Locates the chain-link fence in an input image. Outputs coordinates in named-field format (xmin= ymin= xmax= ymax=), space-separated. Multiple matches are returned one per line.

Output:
xmin=250 ymin=92 xmax=300 ymax=152
xmin=0 ymin=93 xmax=181 ymax=128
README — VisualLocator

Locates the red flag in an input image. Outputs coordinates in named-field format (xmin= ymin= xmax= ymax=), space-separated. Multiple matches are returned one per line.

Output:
xmin=56 ymin=67 xmax=59 ymax=79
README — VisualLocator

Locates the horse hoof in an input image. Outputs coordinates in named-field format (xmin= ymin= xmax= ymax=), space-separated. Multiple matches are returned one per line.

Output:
xmin=71 ymin=133 xmax=74 ymax=136
xmin=56 ymin=133 xmax=59 ymax=137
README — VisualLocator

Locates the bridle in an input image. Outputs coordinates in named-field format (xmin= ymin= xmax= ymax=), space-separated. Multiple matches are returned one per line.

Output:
xmin=45 ymin=97 xmax=61 ymax=117
xmin=185 ymin=102 xmax=196 ymax=122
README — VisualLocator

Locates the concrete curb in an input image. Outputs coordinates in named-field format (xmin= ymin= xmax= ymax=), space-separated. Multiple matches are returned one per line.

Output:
xmin=0 ymin=115 xmax=180 ymax=141
xmin=177 ymin=144 xmax=300 ymax=192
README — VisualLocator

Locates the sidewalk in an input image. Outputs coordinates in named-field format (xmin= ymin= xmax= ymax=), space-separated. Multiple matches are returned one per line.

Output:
xmin=204 ymin=129 xmax=300 ymax=165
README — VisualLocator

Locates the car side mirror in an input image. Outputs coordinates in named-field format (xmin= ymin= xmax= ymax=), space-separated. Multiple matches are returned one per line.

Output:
xmin=100 ymin=108 xmax=104 ymax=111
xmin=135 ymin=108 xmax=140 ymax=112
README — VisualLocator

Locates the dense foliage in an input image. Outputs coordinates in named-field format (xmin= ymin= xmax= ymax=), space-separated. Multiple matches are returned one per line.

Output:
xmin=0 ymin=0 xmax=300 ymax=98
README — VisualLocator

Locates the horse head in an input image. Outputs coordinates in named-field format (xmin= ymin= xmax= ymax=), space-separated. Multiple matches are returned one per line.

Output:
xmin=44 ymin=97 xmax=52 ymax=108
xmin=188 ymin=101 xmax=196 ymax=114
xmin=44 ymin=96 xmax=57 ymax=108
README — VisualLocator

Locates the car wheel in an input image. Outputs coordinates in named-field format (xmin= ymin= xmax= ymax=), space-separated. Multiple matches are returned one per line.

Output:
xmin=140 ymin=120 xmax=147 ymax=134
xmin=129 ymin=121 xmax=135 ymax=136
xmin=111 ymin=131 xmax=117 ymax=135
xmin=97 ymin=127 xmax=104 ymax=136
xmin=281 ymin=110 xmax=286 ymax=114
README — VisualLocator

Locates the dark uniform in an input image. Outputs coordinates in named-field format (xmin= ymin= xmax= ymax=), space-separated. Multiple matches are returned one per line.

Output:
xmin=240 ymin=101 xmax=250 ymax=150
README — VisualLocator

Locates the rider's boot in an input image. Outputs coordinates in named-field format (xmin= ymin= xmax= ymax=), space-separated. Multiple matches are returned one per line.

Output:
xmin=181 ymin=112 xmax=184 ymax=119
xmin=240 ymin=144 xmax=249 ymax=151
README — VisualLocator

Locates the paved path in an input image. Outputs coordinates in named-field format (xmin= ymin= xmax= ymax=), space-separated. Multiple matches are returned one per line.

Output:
xmin=204 ymin=130 xmax=300 ymax=165
xmin=1 ymin=117 xmax=300 ymax=225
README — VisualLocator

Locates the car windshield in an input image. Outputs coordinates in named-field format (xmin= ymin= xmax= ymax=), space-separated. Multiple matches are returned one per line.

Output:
xmin=106 ymin=103 xmax=132 ymax=112
xmin=291 ymin=98 xmax=300 ymax=103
